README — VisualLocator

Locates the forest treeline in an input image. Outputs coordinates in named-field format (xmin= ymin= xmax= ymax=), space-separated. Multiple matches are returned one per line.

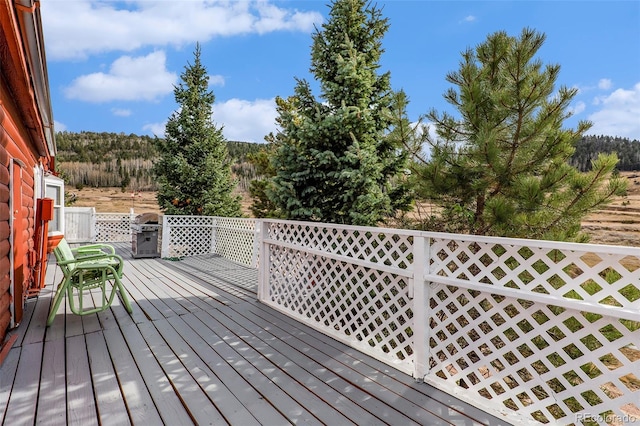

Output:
xmin=55 ymin=131 xmax=639 ymax=190
xmin=570 ymin=135 xmax=640 ymax=171
xmin=55 ymin=131 xmax=262 ymax=191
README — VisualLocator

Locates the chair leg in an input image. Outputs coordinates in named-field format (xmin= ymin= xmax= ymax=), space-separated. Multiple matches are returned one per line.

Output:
xmin=115 ymin=278 xmax=133 ymax=314
xmin=47 ymin=280 xmax=68 ymax=326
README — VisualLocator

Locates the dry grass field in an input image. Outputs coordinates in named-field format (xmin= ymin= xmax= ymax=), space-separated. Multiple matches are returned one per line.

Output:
xmin=67 ymin=172 xmax=640 ymax=248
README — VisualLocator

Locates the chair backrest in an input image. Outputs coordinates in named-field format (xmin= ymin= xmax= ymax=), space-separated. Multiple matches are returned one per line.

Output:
xmin=53 ymin=238 xmax=76 ymax=273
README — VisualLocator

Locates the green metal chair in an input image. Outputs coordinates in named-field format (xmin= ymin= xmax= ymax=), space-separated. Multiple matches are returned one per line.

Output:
xmin=47 ymin=238 xmax=133 ymax=326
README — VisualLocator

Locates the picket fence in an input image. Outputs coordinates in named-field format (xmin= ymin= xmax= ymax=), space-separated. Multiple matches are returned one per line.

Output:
xmin=69 ymin=213 xmax=640 ymax=425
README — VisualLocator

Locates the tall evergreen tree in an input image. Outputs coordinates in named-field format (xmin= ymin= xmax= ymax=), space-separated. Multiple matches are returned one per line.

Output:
xmin=412 ymin=28 xmax=626 ymax=241
xmin=268 ymin=0 xmax=411 ymax=226
xmin=152 ymin=44 xmax=241 ymax=217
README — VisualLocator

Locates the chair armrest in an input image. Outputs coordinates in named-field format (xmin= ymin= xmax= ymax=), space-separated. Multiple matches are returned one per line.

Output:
xmin=73 ymin=243 xmax=116 ymax=255
xmin=58 ymin=252 xmax=122 ymax=266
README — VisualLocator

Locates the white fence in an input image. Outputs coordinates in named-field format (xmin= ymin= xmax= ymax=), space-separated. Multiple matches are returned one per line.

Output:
xmin=64 ymin=207 xmax=96 ymax=243
xmin=72 ymin=211 xmax=259 ymax=267
xmin=95 ymin=212 xmax=136 ymax=242
xmin=64 ymin=213 xmax=640 ymax=424
xmin=257 ymin=219 xmax=640 ymax=426
xmin=160 ymin=215 xmax=258 ymax=267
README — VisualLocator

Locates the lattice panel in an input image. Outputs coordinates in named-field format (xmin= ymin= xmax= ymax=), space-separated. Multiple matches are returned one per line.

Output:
xmin=213 ymin=218 xmax=258 ymax=267
xmin=264 ymin=244 xmax=414 ymax=372
xmin=163 ymin=217 xmax=215 ymax=258
xmin=95 ymin=213 xmax=132 ymax=242
xmin=424 ymin=284 xmax=640 ymax=425
xmin=429 ymin=238 xmax=640 ymax=313
xmin=266 ymin=221 xmax=413 ymax=270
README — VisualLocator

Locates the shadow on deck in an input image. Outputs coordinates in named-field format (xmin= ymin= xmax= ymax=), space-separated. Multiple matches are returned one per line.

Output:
xmin=1 ymin=243 xmax=510 ymax=425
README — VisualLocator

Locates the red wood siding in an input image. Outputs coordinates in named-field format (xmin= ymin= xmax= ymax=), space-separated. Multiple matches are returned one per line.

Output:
xmin=0 ymin=0 xmax=55 ymax=350
xmin=0 ymin=142 xmax=9 ymax=341
xmin=0 ymin=89 xmax=39 ymax=340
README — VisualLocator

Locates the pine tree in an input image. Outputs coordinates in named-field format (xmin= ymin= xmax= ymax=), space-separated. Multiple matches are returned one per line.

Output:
xmin=413 ymin=28 xmax=626 ymax=241
xmin=152 ymin=44 xmax=241 ymax=217
xmin=268 ymin=0 xmax=411 ymax=226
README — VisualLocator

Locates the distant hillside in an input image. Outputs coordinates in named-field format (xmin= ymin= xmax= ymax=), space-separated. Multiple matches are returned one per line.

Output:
xmin=54 ymin=131 xmax=639 ymax=191
xmin=570 ymin=135 xmax=640 ymax=171
xmin=55 ymin=131 xmax=263 ymax=190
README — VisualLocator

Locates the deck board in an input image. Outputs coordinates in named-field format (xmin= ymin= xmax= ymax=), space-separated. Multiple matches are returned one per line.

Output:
xmin=85 ymin=332 xmax=132 ymax=426
xmin=66 ymin=334 xmax=99 ymax=425
xmin=0 ymin=243 xmax=511 ymax=425
xmin=36 ymin=338 xmax=66 ymax=425
xmin=101 ymin=326 xmax=169 ymax=425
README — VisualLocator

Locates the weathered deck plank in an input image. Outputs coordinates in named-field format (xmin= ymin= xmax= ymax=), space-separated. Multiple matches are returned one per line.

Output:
xmin=100 ymin=326 xmax=168 ymax=425
xmin=151 ymin=317 xmax=262 ymax=426
xmin=114 ymin=324 xmax=192 ymax=425
xmin=0 ymin=348 xmax=19 ymax=421
xmin=66 ymin=334 xmax=99 ymax=425
xmin=3 ymin=342 xmax=42 ymax=424
xmin=36 ymin=338 xmax=66 ymax=425
xmin=186 ymin=310 xmax=328 ymax=425
xmin=0 ymin=247 xmax=511 ymax=426
xmin=85 ymin=332 xmax=131 ymax=426
xmin=164 ymin=314 xmax=292 ymax=425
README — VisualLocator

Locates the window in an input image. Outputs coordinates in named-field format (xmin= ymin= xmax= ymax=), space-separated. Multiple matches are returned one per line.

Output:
xmin=44 ymin=175 xmax=64 ymax=234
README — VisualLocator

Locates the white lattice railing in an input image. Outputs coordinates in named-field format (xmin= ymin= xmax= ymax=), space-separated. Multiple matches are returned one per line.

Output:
xmin=257 ymin=219 xmax=640 ymax=426
xmin=64 ymin=211 xmax=640 ymax=424
xmin=95 ymin=212 xmax=135 ymax=242
xmin=161 ymin=215 xmax=258 ymax=267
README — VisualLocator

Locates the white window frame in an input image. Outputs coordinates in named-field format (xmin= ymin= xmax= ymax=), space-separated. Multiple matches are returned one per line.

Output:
xmin=44 ymin=174 xmax=65 ymax=236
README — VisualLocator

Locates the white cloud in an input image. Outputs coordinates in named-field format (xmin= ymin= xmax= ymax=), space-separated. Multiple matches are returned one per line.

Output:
xmin=214 ymin=98 xmax=278 ymax=143
xmin=64 ymin=51 xmax=177 ymax=102
xmin=462 ymin=15 xmax=477 ymax=23
xmin=598 ymin=78 xmax=612 ymax=90
xmin=587 ymin=82 xmax=640 ymax=140
xmin=143 ymin=122 xmax=166 ymax=137
xmin=112 ymin=108 xmax=132 ymax=117
xmin=54 ymin=120 xmax=67 ymax=132
xmin=41 ymin=0 xmax=322 ymax=60
xmin=569 ymin=101 xmax=586 ymax=116
xmin=141 ymin=98 xmax=277 ymax=141
xmin=209 ymin=75 xmax=225 ymax=87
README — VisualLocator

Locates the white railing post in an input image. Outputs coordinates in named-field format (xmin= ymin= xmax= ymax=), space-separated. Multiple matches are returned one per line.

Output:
xmin=252 ymin=219 xmax=261 ymax=269
xmin=412 ymin=234 xmax=428 ymax=381
xmin=210 ymin=217 xmax=217 ymax=254
xmin=129 ymin=208 xmax=136 ymax=241
xmin=257 ymin=220 xmax=270 ymax=301
xmin=161 ymin=215 xmax=170 ymax=258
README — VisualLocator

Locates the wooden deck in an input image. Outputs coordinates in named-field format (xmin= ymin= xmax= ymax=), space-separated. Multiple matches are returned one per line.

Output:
xmin=1 ymin=243 xmax=510 ymax=425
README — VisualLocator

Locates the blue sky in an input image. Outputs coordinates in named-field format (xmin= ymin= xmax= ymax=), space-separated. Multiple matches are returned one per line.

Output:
xmin=42 ymin=0 xmax=640 ymax=143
